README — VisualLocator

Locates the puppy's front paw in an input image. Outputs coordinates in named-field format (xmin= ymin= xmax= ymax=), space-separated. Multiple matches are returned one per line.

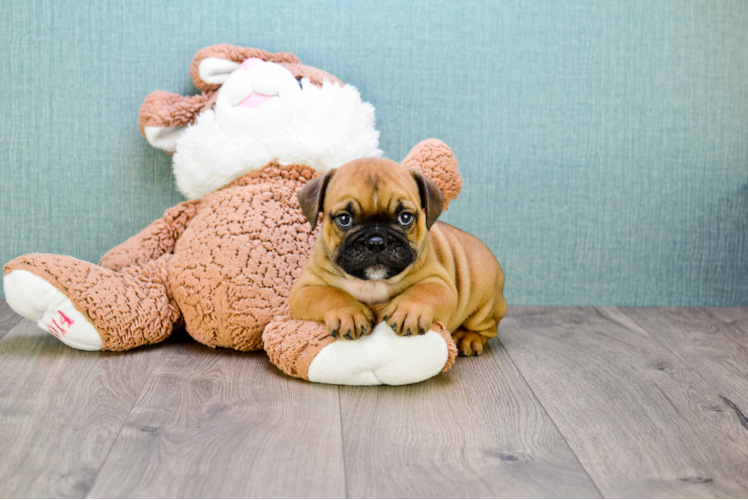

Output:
xmin=324 ymin=303 xmax=374 ymax=340
xmin=382 ymin=300 xmax=433 ymax=337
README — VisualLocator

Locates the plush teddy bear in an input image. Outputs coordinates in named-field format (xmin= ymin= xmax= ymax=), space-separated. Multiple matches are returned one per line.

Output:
xmin=3 ymin=44 xmax=463 ymax=385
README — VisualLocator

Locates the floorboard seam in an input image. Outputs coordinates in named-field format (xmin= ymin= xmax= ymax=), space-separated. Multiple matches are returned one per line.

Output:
xmin=614 ymin=308 xmax=706 ymax=370
xmin=700 ymin=307 xmax=748 ymax=355
xmin=336 ymin=386 xmax=349 ymax=498
xmin=614 ymin=306 xmax=748 ymax=426
xmin=85 ymin=378 xmax=149 ymax=498
xmin=492 ymin=331 xmax=606 ymax=498
xmin=0 ymin=306 xmax=23 ymax=341
xmin=0 ymin=317 xmax=24 ymax=341
xmin=84 ymin=349 xmax=173 ymax=498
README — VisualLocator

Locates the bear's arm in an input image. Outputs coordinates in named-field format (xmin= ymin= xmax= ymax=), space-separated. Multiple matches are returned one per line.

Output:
xmin=99 ymin=200 xmax=201 ymax=272
xmin=138 ymin=90 xmax=218 ymax=152
xmin=138 ymin=90 xmax=217 ymax=135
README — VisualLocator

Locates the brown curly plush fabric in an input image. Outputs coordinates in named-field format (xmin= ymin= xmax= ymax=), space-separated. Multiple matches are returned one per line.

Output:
xmin=170 ymin=166 xmax=318 ymax=351
xmin=263 ymin=316 xmax=337 ymax=379
xmin=99 ymin=200 xmax=201 ymax=271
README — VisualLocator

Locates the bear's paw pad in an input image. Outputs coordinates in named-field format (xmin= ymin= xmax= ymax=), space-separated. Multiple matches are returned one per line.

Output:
xmin=307 ymin=321 xmax=449 ymax=385
xmin=4 ymin=270 xmax=103 ymax=351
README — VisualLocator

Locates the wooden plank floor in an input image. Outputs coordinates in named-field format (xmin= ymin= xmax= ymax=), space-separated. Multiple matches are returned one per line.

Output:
xmin=0 ymin=299 xmax=22 ymax=340
xmin=1 ymin=302 xmax=747 ymax=498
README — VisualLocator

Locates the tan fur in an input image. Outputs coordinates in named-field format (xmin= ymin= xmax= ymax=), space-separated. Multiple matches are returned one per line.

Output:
xmin=290 ymin=159 xmax=506 ymax=356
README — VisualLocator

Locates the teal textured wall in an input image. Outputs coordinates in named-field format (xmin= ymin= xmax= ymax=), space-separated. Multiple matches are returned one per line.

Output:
xmin=1 ymin=0 xmax=746 ymax=305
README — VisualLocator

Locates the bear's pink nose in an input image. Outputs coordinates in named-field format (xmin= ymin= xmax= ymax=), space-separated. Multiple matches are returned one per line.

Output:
xmin=240 ymin=57 xmax=264 ymax=71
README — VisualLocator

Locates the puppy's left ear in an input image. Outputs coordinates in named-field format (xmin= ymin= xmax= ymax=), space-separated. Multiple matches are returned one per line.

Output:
xmin=408 ymin=169 xmax=444 ymax=230
xmin=297 ymin=170 xmax=335 ymax=230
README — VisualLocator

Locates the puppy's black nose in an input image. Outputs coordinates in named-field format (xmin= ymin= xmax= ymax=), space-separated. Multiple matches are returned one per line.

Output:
xmin=365 ymin=234 xmax=388 ymax=254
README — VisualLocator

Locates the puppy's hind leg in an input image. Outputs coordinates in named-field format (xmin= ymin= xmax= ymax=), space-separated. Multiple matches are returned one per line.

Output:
xmin=454 ymin=296 xmax=505 ymax=356
xmin=452 ymin=328 xmax=492 ymax=356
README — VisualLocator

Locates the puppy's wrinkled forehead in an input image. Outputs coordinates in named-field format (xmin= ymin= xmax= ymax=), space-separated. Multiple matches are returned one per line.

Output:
xmin=325 ymin=158 xmax=419 ymax=215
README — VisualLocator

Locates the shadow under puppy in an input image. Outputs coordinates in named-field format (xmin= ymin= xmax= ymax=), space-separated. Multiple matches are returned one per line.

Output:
xmin=290 ymin=158 xmax=507 ymax=356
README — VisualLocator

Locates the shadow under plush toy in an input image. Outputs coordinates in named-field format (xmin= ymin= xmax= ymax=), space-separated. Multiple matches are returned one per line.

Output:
xmin=3 ymin=44 xmax=463 ymax=385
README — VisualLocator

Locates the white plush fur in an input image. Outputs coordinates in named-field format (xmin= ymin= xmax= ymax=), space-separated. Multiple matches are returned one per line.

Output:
xmin=170 ymin=61 xmax=382 ymax=199
xmin=307 ymin=321 xmax=449 ymax=386
xmin=198 ymin=57 xmax=240 ymax=84
xmin=145 ymin=125 xmax=186 ymax=153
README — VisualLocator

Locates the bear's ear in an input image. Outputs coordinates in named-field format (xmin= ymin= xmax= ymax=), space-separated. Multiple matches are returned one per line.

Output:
xmin=190 ymin=44 xmax=301 ymax=91
xmin=144 ymin=125 xmax=187 ymax=153
xmin=198 ymin=58 xmax=241 ymax=85
xmin=139 ymin=90 xmax=217 ymax=152
xmin=401 ymin=139 xmax=462 ymax=211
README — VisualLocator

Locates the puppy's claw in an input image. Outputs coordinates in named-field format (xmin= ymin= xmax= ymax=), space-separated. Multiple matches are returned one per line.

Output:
xmin=383 ymin=301 xmax=435 ymax=337
xmin=324 ymin=302 xmax=374 ymax=341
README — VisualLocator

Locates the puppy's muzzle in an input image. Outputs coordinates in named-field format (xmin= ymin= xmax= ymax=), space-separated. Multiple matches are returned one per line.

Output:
xmin=336 ymin=225 xmax=417 ymax=280
xmin=363 ymin=230 xmax=388 ymax=254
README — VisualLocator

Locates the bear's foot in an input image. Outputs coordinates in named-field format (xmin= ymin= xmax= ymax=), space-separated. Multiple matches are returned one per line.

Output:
xmin=264 ymin=318 xmax=457 ymax=386
xmin=4 ymin=253 xmax=180 ymax=351
xmin=4 ymin=270 xmax=103 ymax=351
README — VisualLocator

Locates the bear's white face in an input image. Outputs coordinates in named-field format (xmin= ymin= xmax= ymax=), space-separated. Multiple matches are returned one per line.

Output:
xmin=146 ymin=57 xmax=382 ymax=200
xmin=214 ymin=57 xmax=304 ymax=127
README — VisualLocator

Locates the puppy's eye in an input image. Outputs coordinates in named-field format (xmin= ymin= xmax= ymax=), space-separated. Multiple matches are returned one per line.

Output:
xmin=397 ymin=212 xmax=415 ymax=227
xmin=335 ymin=213 xmax=353 ymax=229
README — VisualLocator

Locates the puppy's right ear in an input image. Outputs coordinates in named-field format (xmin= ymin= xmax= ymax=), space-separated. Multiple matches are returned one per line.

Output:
xmin=408 ymin=169 xmax=444 ymax=230
xmin=297 ymin=170 xmax=335 ymax=230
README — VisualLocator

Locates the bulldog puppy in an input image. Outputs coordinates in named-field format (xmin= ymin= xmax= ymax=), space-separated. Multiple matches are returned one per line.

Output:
xmin=290 ymin=158 xmax=507 ymax=356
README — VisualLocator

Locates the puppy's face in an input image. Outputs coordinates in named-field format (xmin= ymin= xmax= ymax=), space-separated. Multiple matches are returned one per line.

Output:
xmin=298 ymin=158 xmax=444 ymax=281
